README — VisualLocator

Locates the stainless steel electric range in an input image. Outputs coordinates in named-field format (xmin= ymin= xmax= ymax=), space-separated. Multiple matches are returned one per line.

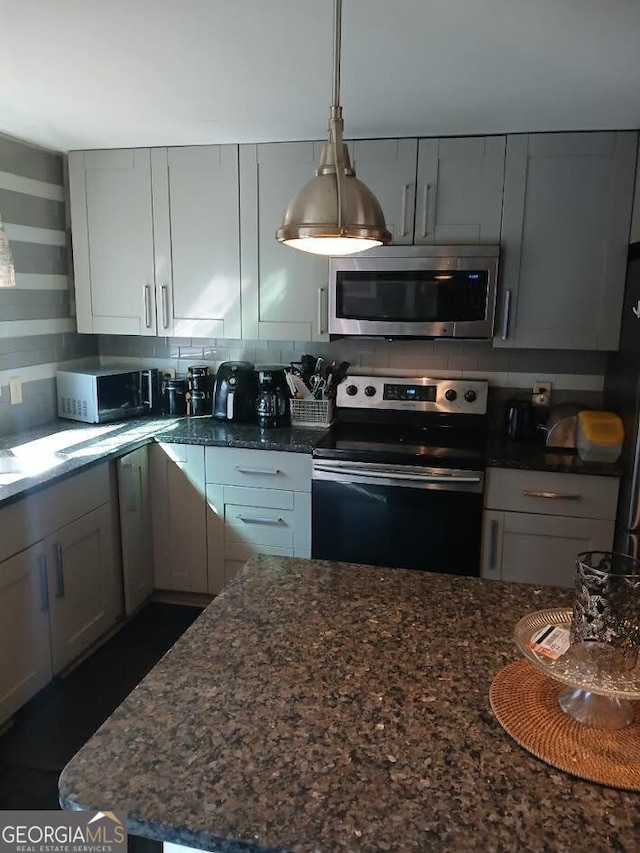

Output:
xmin=312 ymin=375 xmax=488 ymax=576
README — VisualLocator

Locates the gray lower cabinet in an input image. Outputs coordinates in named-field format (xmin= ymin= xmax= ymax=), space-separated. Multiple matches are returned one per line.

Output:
xmin=481 ymin=467 xmax=619 ymax=588
xmin=117 ymin=447 xmax=154 ymax=614
xmin=205 ymin=447 xmax=312 ymax=594
xmin=150 ymin=443 xmax=208 ymax=594
xmin=0 ymin=463 xmax=122 ymax=725
xmin=0 ymin=543 xmax=52 ymax=724
xmin=496 ymin=131 xmax=638 ymax=350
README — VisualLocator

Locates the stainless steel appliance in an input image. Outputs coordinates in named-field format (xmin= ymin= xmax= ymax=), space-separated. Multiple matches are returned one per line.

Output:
xmin=256 ymin=365 xmax=291 ymax=428
xmin=604 ymin=242 xmax=640 ymax=558
xmin=504 ymin=398 xmax=540 ymax=442
xmin=186 ymin=365 xmax=213 ymax=417
xmin=312 ymin=375 xmax=488 ymax=574
xmin=213 ymin=361 xmax=257 ymax=422
xmin=57 ymin=366 xmax=159 ymax=423
xmin=329 ymin=245 xmax=499 ymax=339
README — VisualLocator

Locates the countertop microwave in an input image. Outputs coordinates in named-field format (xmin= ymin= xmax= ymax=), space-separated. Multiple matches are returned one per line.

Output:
xmin=329 ymin=245 xmax=500 ymax=339
xmin=57 ymin=366 xmax=159 ymax=423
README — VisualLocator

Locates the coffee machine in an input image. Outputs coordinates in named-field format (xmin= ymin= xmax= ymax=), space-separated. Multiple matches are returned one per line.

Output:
xmin=256 ymin=365 xmax=290 ymax=428
xmin=213 ymin=362 xmax=257 ymax=422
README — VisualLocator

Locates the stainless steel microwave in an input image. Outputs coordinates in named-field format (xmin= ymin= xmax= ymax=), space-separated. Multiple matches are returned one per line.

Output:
xmin=57 ymin=366 xmax=159 ymax=423
xmin=329 ymin=245 xmax=499 ymax=339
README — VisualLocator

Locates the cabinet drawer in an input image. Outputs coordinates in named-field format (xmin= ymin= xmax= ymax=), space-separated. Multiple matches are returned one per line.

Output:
xmin=0 ymin=463 xmax=111 ymax=564
xmin=205 ymin=447 xmax=311 ymax=492
xmin=225 ymin=504 xmax=295 ymax=549
xmin=484 ymin=467 xmax=619 ymax=520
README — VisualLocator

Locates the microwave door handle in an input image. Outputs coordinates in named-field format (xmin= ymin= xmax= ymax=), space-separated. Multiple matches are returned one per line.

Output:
xmin=227 ymin=390 xmax=235 ymax=420
xmin=141 ymin=369 xmax=153 ymax=410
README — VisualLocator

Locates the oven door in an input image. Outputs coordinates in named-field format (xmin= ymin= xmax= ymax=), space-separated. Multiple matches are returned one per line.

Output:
xmin=312 ymin=460 xmax=484 ymax=576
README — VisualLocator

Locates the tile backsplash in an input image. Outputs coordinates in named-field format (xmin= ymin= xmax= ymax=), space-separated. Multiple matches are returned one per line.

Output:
xmin=98 ymin=334 xmax=607 ymax=396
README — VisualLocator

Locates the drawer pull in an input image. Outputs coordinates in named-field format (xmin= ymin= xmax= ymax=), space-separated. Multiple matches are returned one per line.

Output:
xmin=237 ymin=515 xmax=284 ymax=526
xmin=233 ymin=466 xmax=282 ymax=476
xmin=522 ymin=489 xmax=582 ymax=501
xmin=489 ymin=519 xmax=499 ymax=571
xmin=37 ymin=553 xmax=49 ymax=613
xmin=54 ymin=543 xmax=65 ymax=598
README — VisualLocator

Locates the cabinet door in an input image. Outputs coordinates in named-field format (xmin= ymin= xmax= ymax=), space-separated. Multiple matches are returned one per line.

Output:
xmin=240 ymin=142 xmax=330 ymax=341
xmin=349 ymin=139 xmax=418 ymax=245
xmin=0 ymin=544 xmax=52 ymax=725
xmin=481 ymin=510 xmax=615 ymax=588
xmin=68 ymin=149 xmax=156 ymax=335
xmin=150 ymin=443 xmax=207 ymax=594
xmin=415 ymin=136 xmax=505 ymax=245
xmin=497 ymin=132 xmax=637 ymax=349
xmin=118 ymin=448 xmax=154 ymax=615
xmin=151 ymin=146 xmax=242 ymax=339
xmin=47 ymin=503 xmax=120 ymax=674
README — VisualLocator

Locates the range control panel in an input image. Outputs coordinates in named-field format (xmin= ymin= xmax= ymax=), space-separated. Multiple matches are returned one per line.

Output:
xmin=336 ymin=376 xmax=488 ymax=415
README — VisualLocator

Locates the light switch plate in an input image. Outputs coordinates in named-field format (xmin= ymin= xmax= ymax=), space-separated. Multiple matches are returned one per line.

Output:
xmin=9 ymin=376 xmax=23 ymax=405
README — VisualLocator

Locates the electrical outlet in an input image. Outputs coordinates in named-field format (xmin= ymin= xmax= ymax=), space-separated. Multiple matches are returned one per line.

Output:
xmin=532 ymin=380 xmax=551 ymax=407
xmin=9 ymin=376 xmax=23 ymax=405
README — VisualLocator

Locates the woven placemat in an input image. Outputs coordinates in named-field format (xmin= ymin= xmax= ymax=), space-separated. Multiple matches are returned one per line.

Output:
xmin=489 ymin=660 xmax=640 ymax=791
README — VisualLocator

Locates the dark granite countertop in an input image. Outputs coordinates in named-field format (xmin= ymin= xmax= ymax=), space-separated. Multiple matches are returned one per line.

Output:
xmin=0 ymin=418 xmax=621 ymax=510
xmin=0 ymin=417 xmax=321 ymax=507
xmin=487 ymin=434 xmax=623 ymax=477
xmin=59 ymin=555 xmax=637 ymax=853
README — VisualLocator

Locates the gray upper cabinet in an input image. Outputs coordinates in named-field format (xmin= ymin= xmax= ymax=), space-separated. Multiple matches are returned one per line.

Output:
xmin=415 ymin=136 xmax=506 ymax=244
xmin=69 ymin=145 xmax=241 ymax=339
xmin=240 ymin=142 xmax=330 ymax=342
xmin=69 ymin=149 xmax=157 ymax=336
xmin=151 ymin=146 xmax=241 ymax=339
xmin=496 ymin=132 xmax=638 ymax=350
xmin=349 ymin=139 xmax=418 ymax=245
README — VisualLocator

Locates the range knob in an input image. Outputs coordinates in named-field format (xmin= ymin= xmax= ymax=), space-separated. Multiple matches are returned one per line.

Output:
xmin=345 ymin=384 xmax=358 ymax=397
xmin=464 ymin=390 xmax=477 ymax=403
xmin=444 ymin=389 xmax=457 ymax=402
xmin=364 ymin=385 xmax=377 ymax=397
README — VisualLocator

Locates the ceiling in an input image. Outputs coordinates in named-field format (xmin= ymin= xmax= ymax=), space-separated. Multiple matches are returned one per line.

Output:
xmin=3 ymin=0 xmax=640 ymax=153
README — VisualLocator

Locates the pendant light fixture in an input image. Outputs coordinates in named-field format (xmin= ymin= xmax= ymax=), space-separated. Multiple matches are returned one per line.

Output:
xmin=276 ymin=0 xmax=391 ymax=256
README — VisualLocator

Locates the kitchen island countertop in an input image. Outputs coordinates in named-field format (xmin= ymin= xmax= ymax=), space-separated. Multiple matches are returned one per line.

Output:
xmin=59 ymin=555 xmax=637 ymax=853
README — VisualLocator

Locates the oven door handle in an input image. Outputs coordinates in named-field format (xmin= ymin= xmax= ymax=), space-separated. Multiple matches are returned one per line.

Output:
xmin=313 ymin=463 xmax=482 ymax=486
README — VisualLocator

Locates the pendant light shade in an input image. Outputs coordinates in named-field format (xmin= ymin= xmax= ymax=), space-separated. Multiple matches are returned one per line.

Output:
xmin=276 ymin=0 xmax=391 ymax=256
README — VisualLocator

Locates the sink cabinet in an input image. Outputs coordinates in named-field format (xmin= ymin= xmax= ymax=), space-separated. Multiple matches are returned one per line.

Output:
xmin=0 ymin=463 xmax=122 ymax=725
xmin=0 ymin=543 xmax=52 ymax=724
xmin=481 ymin=468 xmax=619 ymax=587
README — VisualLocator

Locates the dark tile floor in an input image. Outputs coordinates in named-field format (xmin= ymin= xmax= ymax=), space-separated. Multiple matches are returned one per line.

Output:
xmin=0 ymin=602 xmax=201 ymax=816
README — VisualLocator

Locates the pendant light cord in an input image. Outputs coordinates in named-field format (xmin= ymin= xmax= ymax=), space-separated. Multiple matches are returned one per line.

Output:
xmin=332 ymin=0 xmax=345 ymax=235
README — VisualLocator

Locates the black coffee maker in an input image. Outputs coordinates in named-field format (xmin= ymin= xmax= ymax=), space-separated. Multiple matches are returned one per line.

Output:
xmin=213 ymin=362 xmax=257 ymax=422
xmin=255 ymin=365 xmax=290 ymax=428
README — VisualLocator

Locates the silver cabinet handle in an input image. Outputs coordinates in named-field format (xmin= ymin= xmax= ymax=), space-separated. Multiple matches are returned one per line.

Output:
xmin=420 ymin=183 xmax=434 ymax=238
xmin=488 ymin=519 xmax=499 ymax=572
xmin=237 ymin=515 xmax=284 ymax=526
xmin=317 ymin=286 xmax=327 ymax=336
xmin=161 ymin=284 xmax=170 ymax=330
xmin=54 ymin=543 xmax=65 ymax=598
xmin=122 ymin=466 xmax=137 ymax=513
xmin=400 ymin=183 xmax=412 ymax=238
xmin=37 ymin=553 xmax=49 ymax=612
xmin=144 ymin=285 xmax=153 ymax=329
xmin=500 ymin=289 xmax=512 ymax=341
xmin=522 ymin=490 xmax=582 ymax=500
xmin=234 ymin=466 xmax=282 ymax=476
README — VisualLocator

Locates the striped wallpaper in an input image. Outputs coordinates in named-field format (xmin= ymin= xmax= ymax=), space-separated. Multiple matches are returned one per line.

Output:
xmin=0 ymin=135 xmax=97 ymax=434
